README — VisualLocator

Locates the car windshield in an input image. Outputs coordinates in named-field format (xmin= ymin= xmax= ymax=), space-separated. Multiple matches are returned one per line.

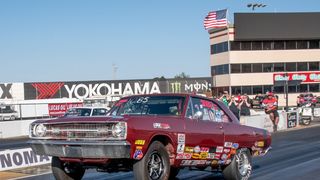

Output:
xmin=65 ymin=108 xmax=92 ymax=117
xmin=110 ymin=96 xmax=185 ymax=116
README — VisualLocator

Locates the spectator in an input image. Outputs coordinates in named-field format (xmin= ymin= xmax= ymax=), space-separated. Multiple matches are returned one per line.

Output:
xmin=239 ymin=95 xmax=251 ymax=116
xmin=219 ymin=91 xmax=230 ymax=107
xmin=229 ymin=95 xmax=240 ymax=120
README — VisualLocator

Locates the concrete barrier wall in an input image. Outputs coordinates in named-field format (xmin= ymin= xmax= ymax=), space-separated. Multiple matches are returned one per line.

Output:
xmin=0 ymin=120 xmax=36 ymax=139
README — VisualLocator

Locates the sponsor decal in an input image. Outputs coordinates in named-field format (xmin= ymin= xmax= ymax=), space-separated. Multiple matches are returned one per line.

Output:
xmin=32 ymin=83 xmax=64 ymax=99
xmin=134 ymin=140 xmax=146 ymax=145
xmin=48 ymin=103 xmax=83 ymax=117
xmin=176 ymin=153 xmax=192 ymax=159
xmin=216 ymin=146 xmax=224 ymax=153
xmin=214 ymin=153 xmax=221 ymax=159
xmin=200 ymin=152 xmax=208 ymax=159
xmin=0 ymin=83 xmax=12 ymax=99
xmin=232 ymin=143 xmax=239 ymax=149
xmin=255 ymin=141 xmax=265 ymax=147
xmin=194 ymin=146 xmax=201 ymax=153
xmin=218 ymin=160 xmax=225 ymax=165
xmin=221 ymin=154 xmax=228 ymax=160
xmin=177 ymin=144 xmax=185 ymax=154
xmin=223 ymin=148 xmax=231 ymax=154
xmin=177 ymin=133 xmax=185 ymax=144
xmin=133 ymin=146 xmax=143 ymax=160
xmin=185 ymin=146 xmax=194 ymax=153
xmin=0 ymin=148 xmax=51 ymax=171
xmin=192 ymin=153 xmax=200 ymax=159
xmin=205 ymin=160 xmax=212 ymax=165
xmin=200 ymin=147 xmax=209 ymax=153
xmin=224 ymin=142 xmax=233 ymax=148
xmin=207 ymin=153 xmax=216 ymax=159
xmin=153 ymin=123 xmax=170 ymax=129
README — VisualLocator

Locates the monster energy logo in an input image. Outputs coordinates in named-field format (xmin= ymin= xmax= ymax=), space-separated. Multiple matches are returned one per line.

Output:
xmin=170 ymin=82 xmax=182 ymax=93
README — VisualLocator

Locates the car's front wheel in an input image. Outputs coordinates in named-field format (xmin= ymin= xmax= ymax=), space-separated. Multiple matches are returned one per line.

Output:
xmin=133 ymin=141 xmax=170 ymax=180
xmin=51 ymin=156 xmax=85 ymax=180
xmin=222 ymin=148 xmax=252 ymax=180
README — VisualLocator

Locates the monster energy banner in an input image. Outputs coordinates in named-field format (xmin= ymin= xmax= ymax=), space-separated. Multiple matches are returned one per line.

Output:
xmin=24 ymin=77 xmax=212 ymax=100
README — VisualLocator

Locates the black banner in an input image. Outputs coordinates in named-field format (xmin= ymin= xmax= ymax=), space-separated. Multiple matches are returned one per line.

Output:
xmin=24 ymin=77 xmax=212 ymax=100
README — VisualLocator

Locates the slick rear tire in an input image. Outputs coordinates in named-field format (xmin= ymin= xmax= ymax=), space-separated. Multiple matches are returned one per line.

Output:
xmin=51 ymin=156 xmax=85 ymax=180
xmin=222 ymin=148 xmax=252 ymax=180
xmin=133 ymin=141 xmax=170 ymax=180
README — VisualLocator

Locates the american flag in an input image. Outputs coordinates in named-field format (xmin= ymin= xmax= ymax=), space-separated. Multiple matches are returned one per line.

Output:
xmin=204 ymin=9 xmax=228 ymax=30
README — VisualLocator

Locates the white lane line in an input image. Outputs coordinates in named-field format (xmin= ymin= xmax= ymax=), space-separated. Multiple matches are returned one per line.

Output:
xmin=8 ymin=171 xmax=52 ymax=180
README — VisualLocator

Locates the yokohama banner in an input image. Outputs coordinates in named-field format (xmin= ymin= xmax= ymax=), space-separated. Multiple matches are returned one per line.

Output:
xmin=23 ymin=77 xmax=212 ymax=100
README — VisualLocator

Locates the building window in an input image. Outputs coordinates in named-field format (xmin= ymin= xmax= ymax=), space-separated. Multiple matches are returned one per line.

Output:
xmin=263 ymin=41 xmax=272 ymax=50
xmin=297 ymin=84 xmax=308 ymax=93
xmin=211 ymin=41 xmax=229 ymax=54
xmin=309 ymin=84 xmax=320 ymax=92
xmin=231 ymin=86 xmax=242 ymax=95
xmin=231 ymin=64 xmax=241 ymax=73
xmin=297 ymin=41 xmax=308 ymax=49
xmin=297 ymin=62 xmax=308 ymax=71
xmin=288 ymin=85 xmax=297 ymax=93
xmin=242 ymin=86 xmax=252 ymax=95
xmin=309 ymin=62 xmax=319 ymax=71
xmin=309 ymin=40 xmax=319 ymax=49
xmin=274 ymin=41 xmax=285 ymax=50
xmin=263 ymin=63 xmax=273 ymax=72
xmin=274 ymin=63 xmax=285 ymax=72
xmin=252 ymin=42 xmax=262 ymax=50
xmin=252 ymin=86 xmax=263 ymax=94
xmin=263 ymin=85 xmax=273 ymax=94
xmin=285 ymin=41 xmax=296 ymax=49
xmin=274 ymin=86 xmax=284 ymax=93
xmin=230 ymin=41 xmax=241 ymax=50
xmin=241 ymin=42 xmax=252 ymax=50
xmin=211 ymin=64 xmax=229 ymax=76
xmin=286 ymin=62 xmax=297 ymax=71
xmin=252 ymin=64 xmax=263 ymax=73
xmin=241 ymin=64 xmax=252 ymax=73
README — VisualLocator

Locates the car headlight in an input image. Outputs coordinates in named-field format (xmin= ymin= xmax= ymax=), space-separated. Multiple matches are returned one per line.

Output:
xmin=33 ymin=124 xmax=47 ymax=137
xmin=112 ymin=122 xmax=126 ymax=139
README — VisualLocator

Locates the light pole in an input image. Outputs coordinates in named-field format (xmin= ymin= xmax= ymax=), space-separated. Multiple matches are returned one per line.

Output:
xmin=112 ymin=63 xmax=118 ymax=80
xmin=247 ymin=3 xmax=267 ymax=11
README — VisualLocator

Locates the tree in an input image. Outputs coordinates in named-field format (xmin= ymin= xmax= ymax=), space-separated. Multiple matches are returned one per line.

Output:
xmin=174 ymin=72 xmax=190 ymax=79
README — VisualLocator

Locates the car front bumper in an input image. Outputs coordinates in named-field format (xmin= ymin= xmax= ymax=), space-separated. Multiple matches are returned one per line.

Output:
xmin=28 ymin=140 xmax=131 ymax=158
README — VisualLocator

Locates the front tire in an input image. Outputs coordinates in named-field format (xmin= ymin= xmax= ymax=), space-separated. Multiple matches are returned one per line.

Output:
xmin=51 ymin=156 xmax=85 ymax=180
xmin=133 ymin=141 xmax=170 ymax=180
xmin=222 ymin=148 xmax=252 ymax=180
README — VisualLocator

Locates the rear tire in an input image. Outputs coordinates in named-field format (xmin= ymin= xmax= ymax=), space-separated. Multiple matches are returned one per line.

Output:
xmin=51 ymin=156 xmax=85 ymax=180
xmin=133 ymin=141 xmax=170 ymax=180
xmin=222 ymin=148 xmax=252 ymax=180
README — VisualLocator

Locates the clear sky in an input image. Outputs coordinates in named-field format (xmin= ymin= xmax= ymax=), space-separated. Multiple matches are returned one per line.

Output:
xmin=0 ymin=0 xmax=319 ymax=83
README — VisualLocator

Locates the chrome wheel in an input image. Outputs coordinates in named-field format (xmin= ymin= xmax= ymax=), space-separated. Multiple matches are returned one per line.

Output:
xmin=236 ymin=151 xmax=252 ymax=176
xmin=147 ymin=152 xmax=164 ymax=180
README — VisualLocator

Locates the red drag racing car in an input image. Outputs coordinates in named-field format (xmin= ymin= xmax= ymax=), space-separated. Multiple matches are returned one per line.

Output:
xmin=28 ymin=93 xmax=271 ymax=180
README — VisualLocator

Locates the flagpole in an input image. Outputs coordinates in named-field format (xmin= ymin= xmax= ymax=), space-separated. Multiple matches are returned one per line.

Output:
xmin=226 ymin=8 xmax=232 ymax=95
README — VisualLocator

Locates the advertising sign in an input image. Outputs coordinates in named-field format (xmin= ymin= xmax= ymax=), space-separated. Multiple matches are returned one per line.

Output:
xmin=0 ymin=148 xmax=51 ymax=171
xmin=48 ymin=102 xmax=83 ymax=117
xmin=24 ymin=78 xmax=212 ymax=100
xmin=287 ymin=112 xmax=297 ymax=128
xmin=273 ymin=72 xmax=320 ymax=83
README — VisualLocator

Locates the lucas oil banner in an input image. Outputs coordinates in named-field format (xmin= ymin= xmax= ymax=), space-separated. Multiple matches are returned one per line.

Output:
xmin=23 ymin=77 xmax=212 ymax=100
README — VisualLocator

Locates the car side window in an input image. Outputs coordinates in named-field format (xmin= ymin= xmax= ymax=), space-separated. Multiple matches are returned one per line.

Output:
xmin=92 ymin=109 xmax=107 ymax=116
xmin=189 ymin=97 xmax=232 ymax=123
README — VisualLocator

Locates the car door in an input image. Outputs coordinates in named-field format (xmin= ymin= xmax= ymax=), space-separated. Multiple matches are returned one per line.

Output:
xmin=184 ymin=96 xmax=224 ymax=161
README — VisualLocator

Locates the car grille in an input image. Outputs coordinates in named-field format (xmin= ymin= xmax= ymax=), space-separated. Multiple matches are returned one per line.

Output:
xmin=44 ymin=123 xmax=116 ymax=140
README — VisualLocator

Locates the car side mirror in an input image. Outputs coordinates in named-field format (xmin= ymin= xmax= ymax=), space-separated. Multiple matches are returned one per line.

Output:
xmin=193 ymin=111 xmax=203 ymax=120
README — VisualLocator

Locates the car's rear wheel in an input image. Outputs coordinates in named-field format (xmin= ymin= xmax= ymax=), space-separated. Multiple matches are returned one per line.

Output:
xmin=133 ymin=141 xmax=170 ymax=180
xmin=51 ymin=156 xmax=85 ymax=180
xmin=222 ymin=148 xmax=252 ymax=180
